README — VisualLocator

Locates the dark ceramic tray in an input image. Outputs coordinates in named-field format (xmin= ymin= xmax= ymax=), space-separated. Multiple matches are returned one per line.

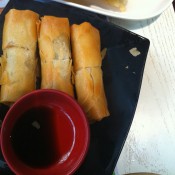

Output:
xmin=0 ymin=0 xmax=150 ymax=174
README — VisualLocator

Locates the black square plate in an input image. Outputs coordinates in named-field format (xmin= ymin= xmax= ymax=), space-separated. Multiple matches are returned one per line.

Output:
xmin=0 ymin=0 xmax=150 ymax=174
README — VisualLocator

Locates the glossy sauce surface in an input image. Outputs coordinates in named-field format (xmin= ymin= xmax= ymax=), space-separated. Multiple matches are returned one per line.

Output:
xmin=11 ymin=106 xmax=75 ymax=167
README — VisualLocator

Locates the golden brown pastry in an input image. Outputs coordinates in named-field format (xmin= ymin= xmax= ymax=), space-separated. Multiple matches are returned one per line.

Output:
xmin=0 ymin=9 xmax=39 ymax=103
xmin=38 ymin=16 xmax=74 ymax=97
xmin=106 ymin=0 xmax=127 ymax=11
xmin=71 ymin=22 xmax=109 ymax=121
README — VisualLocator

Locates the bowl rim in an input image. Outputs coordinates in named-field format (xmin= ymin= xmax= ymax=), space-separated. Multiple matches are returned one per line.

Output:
xmin=1 ymin=89 xmax=90 ymax=175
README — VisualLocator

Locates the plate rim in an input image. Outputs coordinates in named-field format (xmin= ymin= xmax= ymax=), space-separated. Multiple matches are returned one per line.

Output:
xmin=48 ymin=0 xmax=174 ymax=20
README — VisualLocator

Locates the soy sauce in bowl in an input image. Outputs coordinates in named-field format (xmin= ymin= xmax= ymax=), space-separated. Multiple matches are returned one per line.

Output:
xmin=1 ymin=89 xmax=89 ymax=175
xmin=10 ymin=106 xmax=75 ymax=167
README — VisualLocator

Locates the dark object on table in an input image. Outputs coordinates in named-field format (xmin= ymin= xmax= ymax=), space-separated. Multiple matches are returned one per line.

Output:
xmin=0 ymin=0 xmax=150 ymax=175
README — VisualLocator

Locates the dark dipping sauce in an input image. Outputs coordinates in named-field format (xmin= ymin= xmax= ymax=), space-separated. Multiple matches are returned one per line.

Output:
xmin=10 ymin=106 xmax=74 ymax=167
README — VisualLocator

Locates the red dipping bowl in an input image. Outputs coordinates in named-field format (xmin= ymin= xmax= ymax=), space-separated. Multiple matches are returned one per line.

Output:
xmin=0 ymin=89 xmax=90 ymax=175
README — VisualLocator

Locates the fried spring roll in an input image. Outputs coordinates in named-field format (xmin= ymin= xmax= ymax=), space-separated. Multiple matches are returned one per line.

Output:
xmin=38 ymin=16 xmax=74 ymax=97
xmin=0 ymin=9 xmax=39 ymax=103
xmin=71 ymin=22 xmax=109 ymax=121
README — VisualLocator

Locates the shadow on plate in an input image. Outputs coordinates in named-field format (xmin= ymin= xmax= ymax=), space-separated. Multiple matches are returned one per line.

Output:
xmin=109 ymin=15 xmax=160 ymax=30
